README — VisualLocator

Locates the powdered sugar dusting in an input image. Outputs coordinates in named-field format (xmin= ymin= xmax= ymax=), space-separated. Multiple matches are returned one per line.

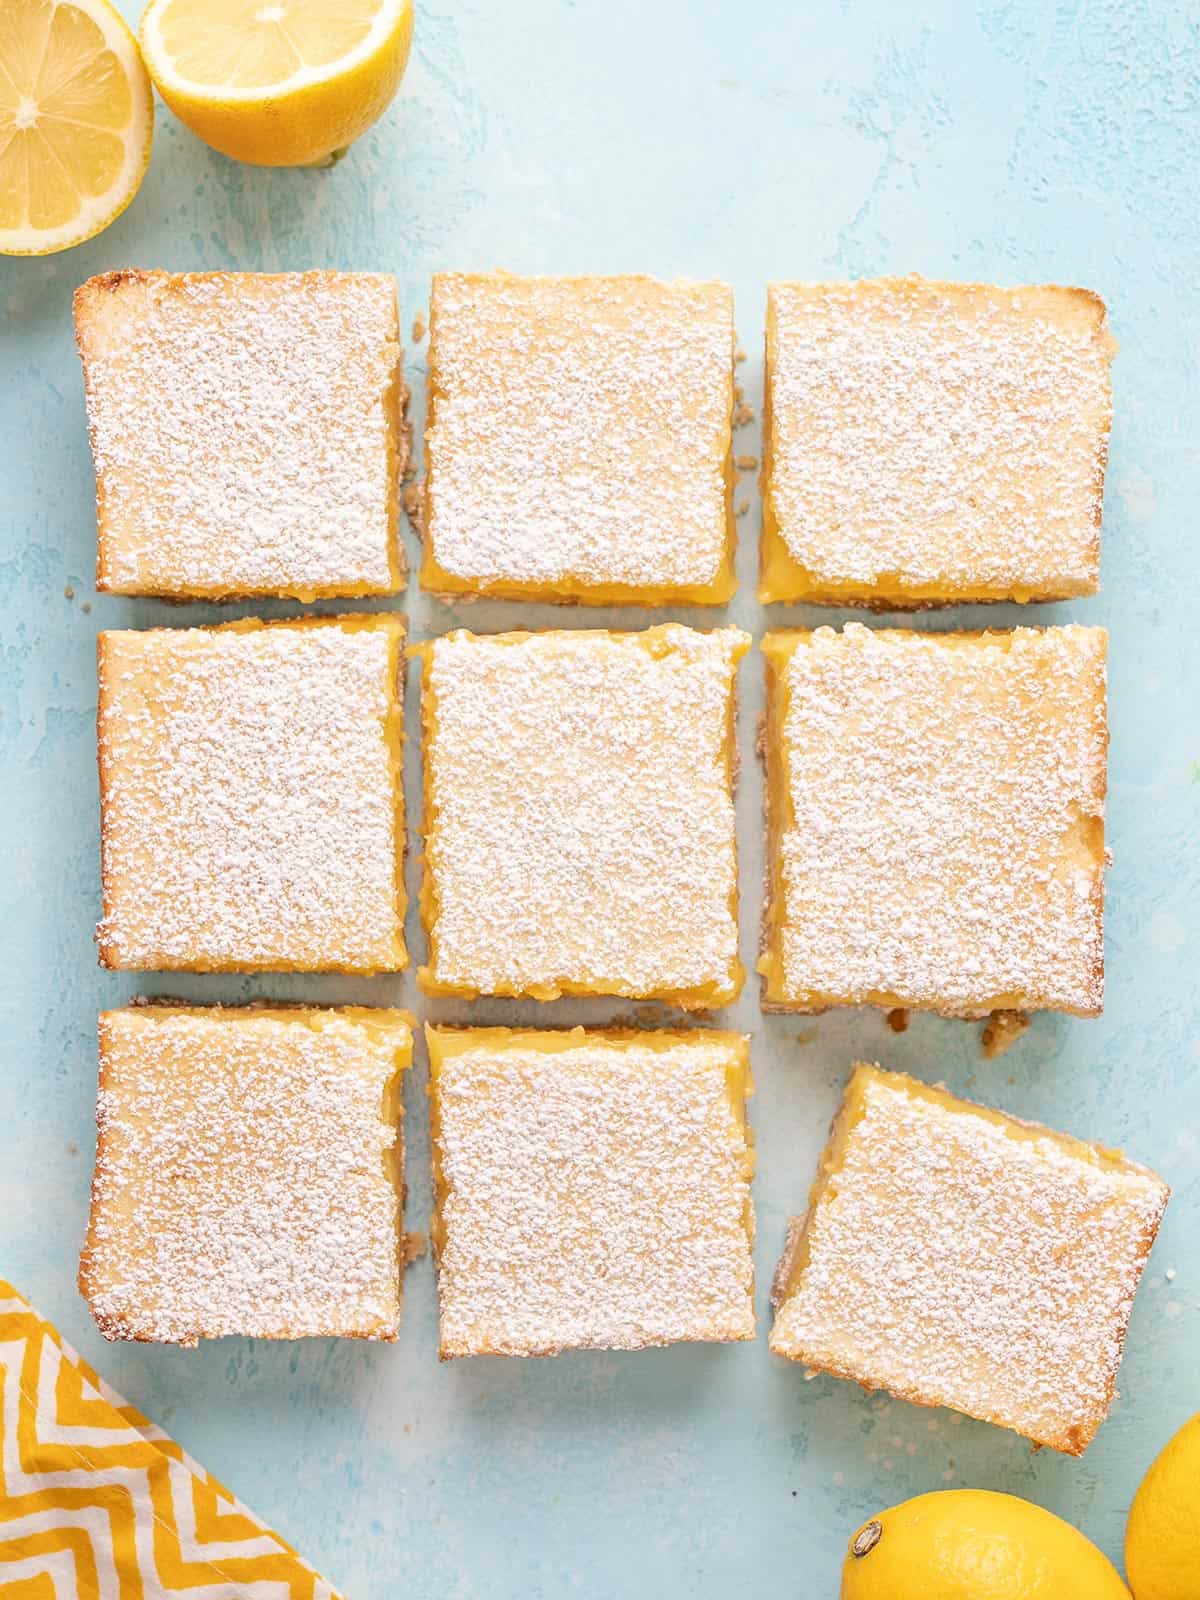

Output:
xmin=421 ymin=626 xmax=747 ymax=1004
xmin=770 ymin=1065 xmax=1169 ymax=1452
xmin=765 ymin=277 xmax=1115 ymax=599
xmin=424 ymin=273 xmax=734 ymax=599
xmin=81 ymin=1006 xmax=412 ymax=1345
xmin=432 ymin=1029 xmax=755 ymax=1356
xmin=766 ymin=623 xmax=1107 ymax=1015
xmin=76 ymin=270 xmax=404 ymax=598
xmin=97 ymin=617 xmax=406 ymax=972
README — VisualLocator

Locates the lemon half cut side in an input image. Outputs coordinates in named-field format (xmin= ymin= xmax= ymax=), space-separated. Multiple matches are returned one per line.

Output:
xmin=0 ymin=0 xmax=154 ymax=256
xmin=138 ymin=0 xmax=414 ymax=168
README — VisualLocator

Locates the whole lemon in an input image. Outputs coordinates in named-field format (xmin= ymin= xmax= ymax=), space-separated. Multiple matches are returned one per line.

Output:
xmin=840 ymin=1489 xmax=1130 ymax=1600
xmin=1126 ymin=1411 xmax=1200 ymax=1600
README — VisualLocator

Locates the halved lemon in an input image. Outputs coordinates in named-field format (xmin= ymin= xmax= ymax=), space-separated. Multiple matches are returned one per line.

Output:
xmin=139 ymin=0 xmax=414 ymax=168
xmin=0 ymin=0 xmax=154 ymax=256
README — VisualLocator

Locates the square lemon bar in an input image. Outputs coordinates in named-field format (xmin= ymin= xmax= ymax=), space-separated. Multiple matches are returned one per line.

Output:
xmin=416 ymin=624 xmax=748 ymax=1005
xmin=75 ymin=270 xmax=406 ymax=600
xmin=760 ymin=623 xmax=1108 ymax=1017
xmin=421 ymin=272 xmax=736 ymax=604
xmin=760 ymin=277 xmax=1116 ymax=605
xmin=97 ymin=614 xmax=407 ymax=973
xmin=770 ymin=1063 xmax=1169 ymax=1455
xmin=80 ymin=1004 xmax=413 ymax=1345
xmin=428 ymin=1026 xmax=756 ymax=1357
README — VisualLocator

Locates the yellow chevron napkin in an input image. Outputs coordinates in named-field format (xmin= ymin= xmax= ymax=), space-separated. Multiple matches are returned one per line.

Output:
xmin=0 ymin=1279 xmax=345 ymax=1598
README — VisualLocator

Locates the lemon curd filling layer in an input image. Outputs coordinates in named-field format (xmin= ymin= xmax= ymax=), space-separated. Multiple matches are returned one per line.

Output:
xmin=758 ymin=516 xmax=1071 ymax=607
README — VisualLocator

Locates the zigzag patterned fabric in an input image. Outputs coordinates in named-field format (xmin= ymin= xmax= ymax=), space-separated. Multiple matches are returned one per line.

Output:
xmin=0 ymin=1279 xmax=345 ymax=1598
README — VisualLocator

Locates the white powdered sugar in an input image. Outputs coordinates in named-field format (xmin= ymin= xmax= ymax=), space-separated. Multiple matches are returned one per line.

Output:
xmin=97 ymin=618 xmax=406 ymax=972
xmin=421 ymin=625 xmax=747 ymax=1004
xmin=767 ymin=623 xmax=1108 ymax=1015
xmin=76 ymin=270 xmax=404 ymax=598
xmin=771 ymin=1065 xmax=1169 ymax=1453
xmin=81 ymin=1006 xmax=412 ymax=1345
xmin=432 ymin=1030 xmax=755 ymax=1356
xmin=424 ymin=273 xmax=734 ymax=597
xmin=765 ymin=277 xmax=1116 ymax=598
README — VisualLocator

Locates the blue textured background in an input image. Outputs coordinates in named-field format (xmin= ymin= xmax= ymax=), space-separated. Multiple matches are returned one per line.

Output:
xmin=2 ymin=1 xmax=1198 ymax=1592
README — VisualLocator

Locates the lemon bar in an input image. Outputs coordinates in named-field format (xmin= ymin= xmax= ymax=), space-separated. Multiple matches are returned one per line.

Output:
xmin=770 ymin=1063 xmax=1169 ymax=1455
xmin=75 ymin=270 xmax=406 ymax=600
xmin=416 ymin=624 xmax=747 ymax=1005
xmin=80 ymin=1004 xmax=413 ymax=1345
xmin=97 ymin=614 xmax=407 ymax=973
xmin=429 ymin=1026 xmax=756 ymax=1357
xmin=760 ymin=277 xmax=1116 ymax=605
xmin=421 ymin=272 xmax=736 ymax=604
xmin=760 ymin=623 xmax=1108 ymax=1017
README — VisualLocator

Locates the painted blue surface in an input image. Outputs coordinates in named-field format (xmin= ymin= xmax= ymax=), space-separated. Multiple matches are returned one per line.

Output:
xmin=1 ymin=1 xmax=1198 ymax=1593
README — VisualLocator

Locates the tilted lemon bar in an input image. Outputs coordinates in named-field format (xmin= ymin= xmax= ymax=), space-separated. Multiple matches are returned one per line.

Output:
xmin=415 ymin=624 xmax=747 ymax=1006
xmin=760 ymin=623 xmax=1108 ymax=1017
xmin=760 ymin=276 xmax=1116 ymax=605
xmin=75 ymin=270 xmax=406 ymax=600
xmin=770 ymin=1063 xmax=1169 ymax=1455
xmin=80 ymin=1004 xmax=413 ymax=1345
xmin=429 ymin=1026 xmax=756 ymax=1357
xmin=97 ymin=614 xmax=407 ymax=973
xmin=421 ymin=272 xmax=737 ymax=604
